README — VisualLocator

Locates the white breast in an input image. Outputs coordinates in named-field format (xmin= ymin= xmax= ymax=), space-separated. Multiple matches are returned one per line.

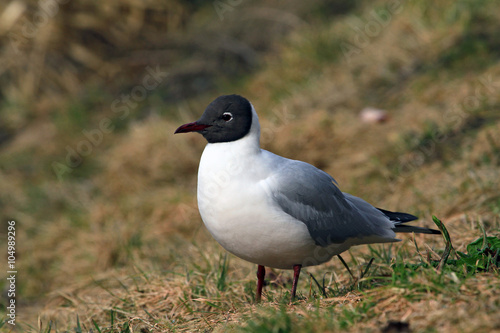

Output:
xmin=198 ymin=143 xmax=317 ymax=268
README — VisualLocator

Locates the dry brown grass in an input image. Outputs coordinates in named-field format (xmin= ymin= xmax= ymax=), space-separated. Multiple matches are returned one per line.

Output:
xmin=0 ymin=0 xmax=190 ymax=129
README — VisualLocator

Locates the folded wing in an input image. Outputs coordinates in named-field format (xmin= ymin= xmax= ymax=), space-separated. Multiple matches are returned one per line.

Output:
xmin=269 ymin=158 xmax=397 ymax=246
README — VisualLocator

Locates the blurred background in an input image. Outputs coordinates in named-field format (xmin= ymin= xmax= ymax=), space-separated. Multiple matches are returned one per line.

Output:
xmin=0 ymin=0 xmax=499 ymax=330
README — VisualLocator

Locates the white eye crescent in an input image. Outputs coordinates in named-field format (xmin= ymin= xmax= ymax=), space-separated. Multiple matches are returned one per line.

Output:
xmin=222 ymin=112 xmax=233 ymax=122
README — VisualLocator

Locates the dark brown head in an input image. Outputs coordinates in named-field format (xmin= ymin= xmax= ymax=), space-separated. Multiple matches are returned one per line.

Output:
xmin=174 ymin=94 xmax=253 ymax=143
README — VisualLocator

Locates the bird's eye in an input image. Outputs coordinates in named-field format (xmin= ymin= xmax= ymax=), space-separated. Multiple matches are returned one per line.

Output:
xmin=222 ymin=112 xmax=233 ymax=122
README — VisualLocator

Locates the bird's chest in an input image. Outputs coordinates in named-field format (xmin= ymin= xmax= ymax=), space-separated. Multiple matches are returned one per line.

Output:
xmin=194 ymin=144 xmax=319 ymax=269
xmin=197 ymin=145 xmax=275 ymax=246
xmin=197 ymin=147 xmax=264 ymax=232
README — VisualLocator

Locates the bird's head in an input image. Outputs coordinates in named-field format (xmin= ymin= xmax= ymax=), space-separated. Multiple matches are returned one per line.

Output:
xmin=174 ymin=94 xmax=253 ymax=144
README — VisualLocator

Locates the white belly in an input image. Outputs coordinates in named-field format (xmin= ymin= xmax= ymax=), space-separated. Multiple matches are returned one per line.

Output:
xmin=196 ymin=143 xmax=347 ymax=269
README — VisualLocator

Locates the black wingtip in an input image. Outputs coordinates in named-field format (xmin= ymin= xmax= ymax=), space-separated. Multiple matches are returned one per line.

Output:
xmin=377 ymin=208 xmax=418 ymax=222
xmin=430 ymin=228 xmax=442 ymax=234
xmin=378 ymin=208 xmax=441 ymax=235
xmin=393 ymin=224 xmax=441 ymax=235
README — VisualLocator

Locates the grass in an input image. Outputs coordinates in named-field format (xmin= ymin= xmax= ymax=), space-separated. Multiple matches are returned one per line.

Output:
xmin=28 ymin=225 xmax=500 ymax=332
xmin=1 ymin=0 xmax=500 ymax=332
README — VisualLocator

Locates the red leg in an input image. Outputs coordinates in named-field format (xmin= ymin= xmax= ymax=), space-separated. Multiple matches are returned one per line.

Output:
xmin=291 ymin=264 xmax=302 ymax=301
xmin=256 ymin=265 xmax=265 ymax=303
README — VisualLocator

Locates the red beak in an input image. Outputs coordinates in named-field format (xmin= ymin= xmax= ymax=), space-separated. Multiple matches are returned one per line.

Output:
xmin=174 ymin=122 xmax=212 ymax=134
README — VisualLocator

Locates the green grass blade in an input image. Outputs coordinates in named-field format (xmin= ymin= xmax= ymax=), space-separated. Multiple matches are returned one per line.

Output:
xmin=360 ymin=258 xmax=374 ymax=280
xmin=477 ymin=218 xmax=488 ymax=250
xmin=217 ymin=253 xmax=229 ymax=291
xmin=92 ymin=319 xmax=102 ymax=333
xmin=308 ymin=272 xmax=327 ymax=297
xmin=75 ymin=315 xmax=82 ymax=333
xmin=337 ymin=254 xmax=355 ymax=280
xmin=432 ymin=216 xmax=454 ymax=271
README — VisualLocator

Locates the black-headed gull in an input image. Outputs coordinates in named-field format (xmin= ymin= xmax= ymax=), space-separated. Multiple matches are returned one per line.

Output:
xmin=175 ymin=94 xmax=439 ymax=301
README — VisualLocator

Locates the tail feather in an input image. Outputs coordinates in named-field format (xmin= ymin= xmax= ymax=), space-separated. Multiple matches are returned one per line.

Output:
xmin=393 ymin=224 xmax=441 ymax=235
xmin=377 ymin=208 xmax=441 ymax=235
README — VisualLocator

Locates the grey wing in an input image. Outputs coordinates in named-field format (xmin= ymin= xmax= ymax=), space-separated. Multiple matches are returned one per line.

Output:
xmin=269 ymin=159 xmax=396 ymax=246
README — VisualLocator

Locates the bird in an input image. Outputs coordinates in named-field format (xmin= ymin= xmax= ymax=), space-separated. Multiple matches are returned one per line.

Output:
xmin=174 ymin=94 xmax=440 ymax=302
